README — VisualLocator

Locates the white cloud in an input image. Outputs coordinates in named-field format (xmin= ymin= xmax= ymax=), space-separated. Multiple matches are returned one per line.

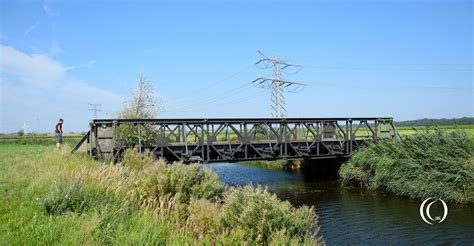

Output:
xmin=66 ymin=60 xmax=97 ymax=70
xmin=59 ymin=78 xmax=122 ymax=103
xmin=1 ymin=44 xmax=65 ymax=88
xmin=0 ymin=44 xmax=123 ymax=132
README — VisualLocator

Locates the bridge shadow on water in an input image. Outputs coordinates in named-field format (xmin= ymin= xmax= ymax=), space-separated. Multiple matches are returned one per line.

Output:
xmin=298 ymin=158 xmax=346 ymax=181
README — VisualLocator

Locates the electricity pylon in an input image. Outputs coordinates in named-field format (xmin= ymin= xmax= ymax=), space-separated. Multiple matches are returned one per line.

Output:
xmin=88 ymin=103 xmax=102 ymax=119
xmin=252 ymin=51 xmax=305 ymax=118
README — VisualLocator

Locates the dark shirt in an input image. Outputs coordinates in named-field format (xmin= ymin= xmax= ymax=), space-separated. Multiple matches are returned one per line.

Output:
xmin=55 ymin=123 xmax=63 ymax=134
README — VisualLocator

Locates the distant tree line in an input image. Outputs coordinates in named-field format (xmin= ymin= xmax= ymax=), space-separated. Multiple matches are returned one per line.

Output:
xmin=395 ymin=117 xmax=474 ymax=127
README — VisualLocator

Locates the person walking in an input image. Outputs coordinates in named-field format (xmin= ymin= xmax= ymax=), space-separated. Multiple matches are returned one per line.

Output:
xmin=55 ymin=118 xmax=64 ymax=150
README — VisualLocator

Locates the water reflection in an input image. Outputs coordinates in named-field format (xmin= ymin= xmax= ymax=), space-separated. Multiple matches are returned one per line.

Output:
xmin=204 ymin=162 xmax=474 ymax=245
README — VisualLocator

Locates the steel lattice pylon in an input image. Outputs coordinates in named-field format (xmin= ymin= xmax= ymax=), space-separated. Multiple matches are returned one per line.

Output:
xmin=252 ymin=51 xmax=305 ymax=118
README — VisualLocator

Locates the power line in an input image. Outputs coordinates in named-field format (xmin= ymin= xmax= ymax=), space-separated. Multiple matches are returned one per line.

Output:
xmin=164 ymin=84 xmax=262 ymax=112
xmin=161 ymin=63 xmax=258 ymax=113
xmin=88 ymin=103 xmax=102 ymax=119
xmin=300 ymin=64 xmax=473 ymax=71
xmin=168 ymin=64 xmax=254 ymax=104
xmin=169 ymin=83 xmax=253 ymax=108
xmin=252 ymin=51 xmax=305 ymax=118
xmin=303 ymin=80 xmax=473 ymax=92
xmin=161 ymin=90 xmax=268 ymax=113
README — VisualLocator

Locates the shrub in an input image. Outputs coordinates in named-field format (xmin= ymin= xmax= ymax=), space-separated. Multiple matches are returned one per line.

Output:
xmin=186 ymin=198 xmax=221 ymax=236
xmin=268 ymin=229 xmax=317 ymax=246
xmin=128 ymin=162 xmax=225 ymax=206
xmin=185 ymin=187 xmax=319 ymax=244
xmin=121 ymin=149 xmax=153 ymax=169
xmin=220 ymin=185 xmax=317 ymax=243
xmin=38 ymin=150 xmax=321 ymax=244
xmin=340 ymin=129 xmax=474 ymax=203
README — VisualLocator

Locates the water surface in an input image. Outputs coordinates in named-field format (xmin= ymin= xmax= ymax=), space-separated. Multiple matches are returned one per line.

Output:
xmin=205 ymin=163 xmax=474 ymax=245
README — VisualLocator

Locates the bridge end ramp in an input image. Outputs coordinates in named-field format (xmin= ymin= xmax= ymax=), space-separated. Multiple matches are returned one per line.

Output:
xmin=71 ymin=131 xmax=90 ymax=154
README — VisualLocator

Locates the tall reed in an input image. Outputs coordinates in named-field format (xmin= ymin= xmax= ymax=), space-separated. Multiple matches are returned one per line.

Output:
xmin=340 ymin=129 xmax=474 ymax=203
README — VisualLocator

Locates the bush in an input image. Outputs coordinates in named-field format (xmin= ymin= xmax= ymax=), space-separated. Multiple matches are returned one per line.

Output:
xmin=220 ymin=185 xmax=318 ymax=243
xmin=340 ymin=129 xmax=474 ymax=203
xmin=114 ymin=124 xmax=163 ymax=148
xmin=38 ymin=150 xmax=321 ymax=244
xmin=129 ymin=162 xmax=225 ymax=205
xmin=122 ymin=149 xmax=153 ymax=169
xmin=185 ymin=186 xmax=319 ymax=244
xmin=186 ymin=198 xmax=221 ymax=236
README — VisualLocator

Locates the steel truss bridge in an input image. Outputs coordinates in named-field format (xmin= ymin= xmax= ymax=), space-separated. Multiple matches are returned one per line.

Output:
xmin=72 ymin=118 xmax=399 ymax=163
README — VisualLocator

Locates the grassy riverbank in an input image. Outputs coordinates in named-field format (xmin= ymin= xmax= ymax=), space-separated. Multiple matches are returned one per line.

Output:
xmin=242 ymin=159 xmax=303 ymax=171
xmin=0 ymin=145 xmax=320 ymax=245
xmin=339 ymin=129 xmax=474 ymax=203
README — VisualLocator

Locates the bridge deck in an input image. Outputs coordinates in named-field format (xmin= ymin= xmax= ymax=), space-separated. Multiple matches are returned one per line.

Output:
xmin=76 ymin=117 xmax=399 ymax=163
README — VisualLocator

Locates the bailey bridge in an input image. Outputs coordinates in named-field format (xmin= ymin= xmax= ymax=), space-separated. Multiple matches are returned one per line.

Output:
xmin=72 ymin=117 xmax=398 ymax=163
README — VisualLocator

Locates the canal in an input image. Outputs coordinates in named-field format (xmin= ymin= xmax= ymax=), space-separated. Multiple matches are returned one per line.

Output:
xmin=204 ymin=162 xmax=474 ymax=245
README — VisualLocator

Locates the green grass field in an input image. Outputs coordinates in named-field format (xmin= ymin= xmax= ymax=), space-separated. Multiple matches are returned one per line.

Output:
xmin=0 ymin=144 xmax=321 ymax=245
xmin=4 ymin=124 xmax=469 ymax=148
xmin=0 ymin=135 xmax=83 ymax=146
xmin=396 ymin=125 xmax=474 ymax=137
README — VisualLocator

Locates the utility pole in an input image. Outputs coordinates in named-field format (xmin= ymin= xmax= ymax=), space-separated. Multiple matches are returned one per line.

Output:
xmin=36 ymin=117 xmax=40 ymax=134
xmin=252 ymin=51 xmax=305 ymax=118
xmin=22 ymin=122 xmax=28 ymax=134
xmin=88 ymin=103 xmax=102 ymax=119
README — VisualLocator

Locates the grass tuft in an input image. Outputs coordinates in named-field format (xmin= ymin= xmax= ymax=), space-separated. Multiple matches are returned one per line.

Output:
xmin=42 ymin=179 xmax=90 ymax=215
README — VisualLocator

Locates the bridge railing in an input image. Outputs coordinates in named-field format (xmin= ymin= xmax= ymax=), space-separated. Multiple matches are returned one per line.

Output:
xmin=84 ymin=118 xmax=398 ymax=163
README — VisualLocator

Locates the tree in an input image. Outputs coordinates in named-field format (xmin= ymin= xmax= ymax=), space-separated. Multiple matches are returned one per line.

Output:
xmin=17 ymin=129 xmax=24 ymax=136
xmin=118 ymin=72 xmax=159 ymax=119
xmin=115 ymin=72 xmax=162 ymax=150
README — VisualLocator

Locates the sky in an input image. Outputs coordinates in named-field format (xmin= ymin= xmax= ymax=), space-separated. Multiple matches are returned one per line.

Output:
xmin=0 ymin=0 xmax=473 ymax=133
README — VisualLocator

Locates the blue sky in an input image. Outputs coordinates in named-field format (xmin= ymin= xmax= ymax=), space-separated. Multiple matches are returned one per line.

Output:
xmin=1 ymin=0 xmax=472 ymax=133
